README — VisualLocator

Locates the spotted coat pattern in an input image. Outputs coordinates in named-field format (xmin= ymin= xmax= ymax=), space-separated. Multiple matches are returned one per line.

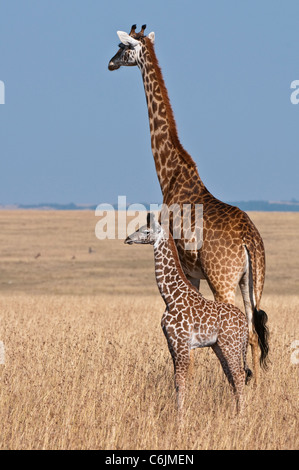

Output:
xmin=125 ymin=220 xmax=251 ymax=416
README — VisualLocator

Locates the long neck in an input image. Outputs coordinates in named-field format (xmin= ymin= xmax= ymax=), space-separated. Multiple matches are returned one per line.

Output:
xmin=137 ymin=39 xmax=207 ymax=199
xmin=153 ymin=230 xmax=197 ymax=307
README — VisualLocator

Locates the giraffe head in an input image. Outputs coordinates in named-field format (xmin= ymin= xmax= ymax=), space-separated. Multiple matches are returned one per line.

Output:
xmin=108 ymin=24 xmax=155 ymax=71
xmin=125 ymin=213 xmax=163 ymax=245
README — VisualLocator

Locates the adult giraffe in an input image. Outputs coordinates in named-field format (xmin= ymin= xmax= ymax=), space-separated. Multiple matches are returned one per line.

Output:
xmin=108 ymin=25 xmax=269 ymax=384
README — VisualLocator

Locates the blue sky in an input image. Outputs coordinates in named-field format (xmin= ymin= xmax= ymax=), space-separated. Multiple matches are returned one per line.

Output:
xmin=0 ymin=0 xmax=298 ymax=205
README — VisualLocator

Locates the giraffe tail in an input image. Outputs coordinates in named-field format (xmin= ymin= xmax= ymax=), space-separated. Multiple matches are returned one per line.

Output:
xmin=253 ymin=307 xmax=270 ymax=370
xmin=242 ymin=329 xmax=253 ymax=385
xmin=243 ymin=224 xmax=269 ymax=370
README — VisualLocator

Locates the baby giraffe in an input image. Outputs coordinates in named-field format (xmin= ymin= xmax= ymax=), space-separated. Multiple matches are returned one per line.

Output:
xmin=125 ymin=213 xmax=251 ymax=417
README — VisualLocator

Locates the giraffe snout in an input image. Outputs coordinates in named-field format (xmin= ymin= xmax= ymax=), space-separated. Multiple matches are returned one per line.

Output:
xmin=108 ymin=60 xmax=120 ymax=71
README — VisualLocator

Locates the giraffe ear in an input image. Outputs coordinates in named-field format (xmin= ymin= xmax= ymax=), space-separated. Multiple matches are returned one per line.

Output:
xmin=117 ymin=31 xmax=139 ymax=47
xmin=147 ymin=212 xmax=156 ymax=228
xmin=146 ymin=212 xmax=152 ymax=227
xmin=148 ymin=32 xmax=155 ymax=44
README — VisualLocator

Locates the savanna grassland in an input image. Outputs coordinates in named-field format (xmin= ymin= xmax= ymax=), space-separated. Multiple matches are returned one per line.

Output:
xmin=0 ymin=210 xmax=298 ymax=450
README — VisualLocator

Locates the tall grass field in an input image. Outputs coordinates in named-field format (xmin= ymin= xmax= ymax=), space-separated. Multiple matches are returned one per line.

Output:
xmin=0 ymin=211 xmax=298 ymax=449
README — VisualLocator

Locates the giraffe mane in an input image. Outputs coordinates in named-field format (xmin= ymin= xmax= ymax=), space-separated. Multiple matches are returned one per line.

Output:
xmin=144 ymin=37 xmax=196 ymax=168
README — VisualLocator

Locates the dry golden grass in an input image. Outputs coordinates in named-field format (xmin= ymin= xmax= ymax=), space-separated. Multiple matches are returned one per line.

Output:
xmin=0 ymin=210 xmax=298 ymax=450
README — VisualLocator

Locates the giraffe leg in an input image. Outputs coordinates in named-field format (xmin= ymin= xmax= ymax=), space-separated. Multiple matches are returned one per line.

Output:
xmin=185 ymin=277 xmax=199 ymax=382
xmin=212 ymin=343 xmax=246 ymax=414
xmin=173 ymin=353 xmax=190 ymax=421
xmin=163 ymin=312 xmax=195 ymax=383
xmin=212 ymin=288 xmax=236 ymax=307
xmin=212 ymin=343 xmax=234 ymax=386
xmin=162 ymin=326 xmax=190 ymax=419
xmin=231 ymin=369 xmax=246 ymax=415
